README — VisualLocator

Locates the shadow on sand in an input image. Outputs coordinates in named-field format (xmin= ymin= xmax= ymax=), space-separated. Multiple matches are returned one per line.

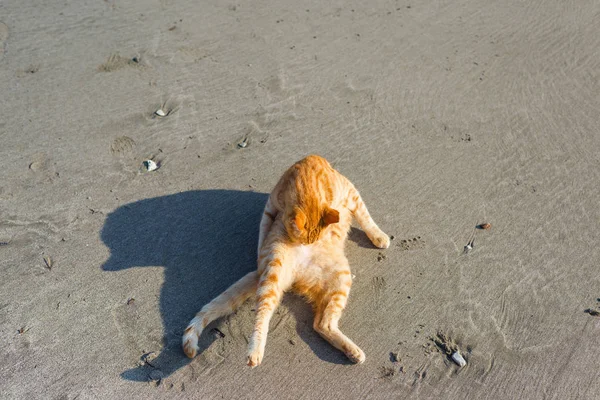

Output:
xmin=101 ymin=190 xmax=367 ymax=381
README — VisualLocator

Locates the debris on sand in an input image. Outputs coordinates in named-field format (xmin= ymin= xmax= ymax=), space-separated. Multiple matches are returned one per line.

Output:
xmin=451 ymin=351 xmax=467 ymax=367
xmin=140 ymin=351 xmax=158 ymax=368
xmin=43 ymin=256 xmax=53 ymax=270
xmin=17 ymin=326 xmax=30 ymax=334
xmin=143 ymin=160 xmax=158 ymax=172
xmin=430 ymin=331 xmax=466 ymax=367
xmin=584 ymin=308 xmax=600 ymax=317
xmin=154 ymin=109 xmax=167 ymax=117
xmin=212 ymin=328 xmax=226 ymax=338
xmin=430 ymin=331 xmax=458 ymax=355
xmin=463 ymin=243 xmax=473 ymax=253
xmin=379 ymin=366 xmax=395 ymax=378
xmin=478 ymin=222 xmax=491 ymax=230
xmin=237 ymin=137 xmax=249 ymax=149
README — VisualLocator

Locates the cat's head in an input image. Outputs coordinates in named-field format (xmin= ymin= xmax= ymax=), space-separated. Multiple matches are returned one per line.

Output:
xmin=285 ymin=205 xmax=340 ymax=244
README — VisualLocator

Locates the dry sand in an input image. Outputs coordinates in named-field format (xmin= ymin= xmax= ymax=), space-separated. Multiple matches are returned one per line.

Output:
xmin=2 ymin=0 xmax=600 ymax=399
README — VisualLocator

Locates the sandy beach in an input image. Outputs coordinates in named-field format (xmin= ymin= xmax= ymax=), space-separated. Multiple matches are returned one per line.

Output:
xmin=1 ymin=0 xmax=600 ymax=398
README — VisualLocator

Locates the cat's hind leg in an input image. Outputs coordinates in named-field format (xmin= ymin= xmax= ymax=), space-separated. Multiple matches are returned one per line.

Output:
xmin=347 ymin=187 xmax=390 ymax=249
xmin=183 ymin=271 xmax=258 ymax=358
xmin=312 ymin=268 xmax=366 ymax=363
xmin=247 ymin=253 xmax=293 ymax=367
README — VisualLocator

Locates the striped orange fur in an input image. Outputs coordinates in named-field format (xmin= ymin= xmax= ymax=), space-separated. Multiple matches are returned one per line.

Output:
xmin=182 ymin=155 xmax=390 ymax=366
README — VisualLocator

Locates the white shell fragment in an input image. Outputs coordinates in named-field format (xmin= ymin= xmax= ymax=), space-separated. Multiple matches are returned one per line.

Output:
xmin=155 ymin=109 xmax=166 ymax=117
xmin=237 ymin=138 xmax=248 ymax=148
xmin=451 ymin=351 xmax=467 ymax=368
xmin=143 ymin=160 xmax=158 ymax=172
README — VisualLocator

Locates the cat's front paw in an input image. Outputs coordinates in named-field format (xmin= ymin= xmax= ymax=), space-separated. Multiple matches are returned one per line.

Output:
xmin=370 ymin=231 xmax=390 ymax=249
xmin=247 ymin=348 xmax=264 ymax=368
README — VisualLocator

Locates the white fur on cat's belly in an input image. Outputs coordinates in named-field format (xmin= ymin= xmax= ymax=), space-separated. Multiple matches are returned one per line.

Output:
xmin=291 ymin=244 xmax=330 ymax=284
xmin=296 ymin=244 xmax=313 ymax=266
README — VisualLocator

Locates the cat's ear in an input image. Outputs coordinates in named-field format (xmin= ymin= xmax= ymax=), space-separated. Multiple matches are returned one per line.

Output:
xmin=293 ymin=207 xmax=307 ymax=231
xmin=322 ymin=208 xmax=340 ymax=226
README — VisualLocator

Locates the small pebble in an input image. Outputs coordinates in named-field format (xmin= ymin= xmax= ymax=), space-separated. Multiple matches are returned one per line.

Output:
xmin=479 ymin=223 xmax=491 ymax=230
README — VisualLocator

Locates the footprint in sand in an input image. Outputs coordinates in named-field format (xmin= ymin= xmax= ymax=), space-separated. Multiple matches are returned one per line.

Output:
xmin=0 ymin=22 xmax=9 ymax=61
xmin=371 ymin=276 xmax=387 ymax=308
xmin=112 ymin=300 xmax=162 ymax=362
xmin=27 ymin=153 xmax=60 ymax=182
xmin=110 ymin=136 xmax=136 ymax=156
xmin=329 ymin=79 xmax=375 ymax=106
xmin=397 ymin=236 xmax=426 ymax=251
xmin=239 ymin=72 xmax=303 ymax=147
xmin=98 ymin=53 xmax=144 ymax=72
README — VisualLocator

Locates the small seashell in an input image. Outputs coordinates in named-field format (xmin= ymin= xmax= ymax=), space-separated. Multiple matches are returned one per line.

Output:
xmin=237 ymin=138 xmax=248 ymax=148
xmin=155 ymin=109 xmax=166 ymax=117
xmin=479 ymin=223 xmax=491 ymax=230
xmin=451 ymin=351 xmax=467 ymax=367
xmin=143 ymin=160 xmax=158 ymax=172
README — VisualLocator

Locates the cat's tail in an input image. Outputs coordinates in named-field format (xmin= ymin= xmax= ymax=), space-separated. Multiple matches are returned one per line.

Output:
xmin=183 ymin=270 xmax=258 ymax=358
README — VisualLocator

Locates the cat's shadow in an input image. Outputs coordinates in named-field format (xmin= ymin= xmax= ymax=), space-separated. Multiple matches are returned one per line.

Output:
xmin=101 ymin=189 xmax=372 ymax=381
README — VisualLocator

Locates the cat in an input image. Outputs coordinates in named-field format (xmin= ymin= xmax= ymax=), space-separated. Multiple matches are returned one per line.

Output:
xmin=182 ymin=155 xmax=390 ymax=367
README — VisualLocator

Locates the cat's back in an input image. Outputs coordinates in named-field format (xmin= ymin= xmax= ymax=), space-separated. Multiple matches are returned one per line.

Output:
xmin=274 ymin=155 xmax=342 ymax=205
xmin=286 ymin=155 xmax=334 ymax=182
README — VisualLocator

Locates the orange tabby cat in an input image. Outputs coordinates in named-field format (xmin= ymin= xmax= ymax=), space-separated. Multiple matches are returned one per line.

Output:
xmin=182 ymin=155 xmax=390 ymax=366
